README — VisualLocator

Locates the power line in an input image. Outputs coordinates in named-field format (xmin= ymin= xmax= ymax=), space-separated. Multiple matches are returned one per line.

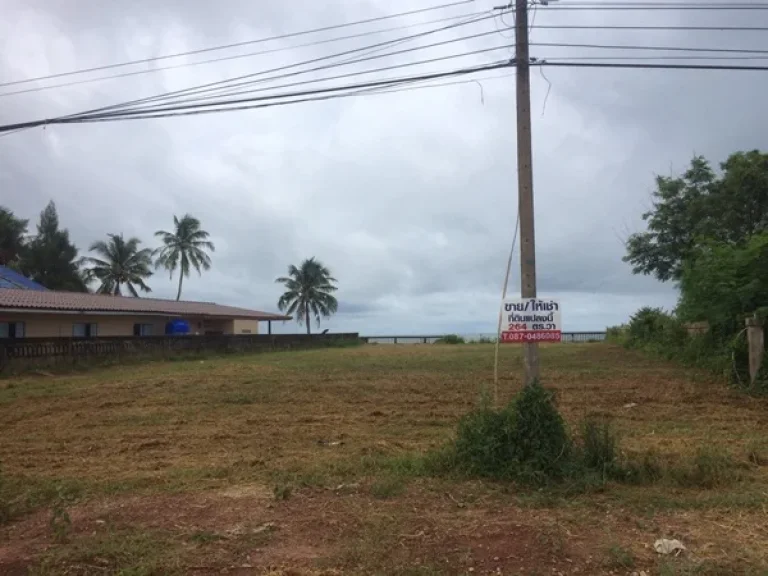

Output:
xmin=543 ymin=55 xmax=768 ymax=60
xmin=69 ymin=45 xmax=515 ymax=119
xmin=0 ymin=0 xmax=475 ymax=89
xmin=531 ymin=42 xmax=768 ymax=55
xmin=0 ymin=61 xmax=514 ymax=133
xmin=528 ymin=4 xmax=768 ymax=9
xmin=116 ymin=31 xmax=512 ymax=114
xmin=65 ymin=11 xmax=502 ymax=119
xmin=538 ymin=60 xmax=768 ymax=70
xmin=0 ymin=9 xmax=492 ymax=99
xmin=529 ymin=24 xmax=768 ymax=31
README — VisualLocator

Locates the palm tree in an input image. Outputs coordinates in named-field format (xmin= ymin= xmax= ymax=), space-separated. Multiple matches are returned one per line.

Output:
xmin=276 ymin=258 xmax=338 ymax=335
xmin=80 ymin=233 xmax=154 ymax=296
xmin=154 ymin=214 xmax=215 ymax=301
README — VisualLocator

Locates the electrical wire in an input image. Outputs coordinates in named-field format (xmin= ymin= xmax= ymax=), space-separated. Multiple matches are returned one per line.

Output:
xmin=0 ymin=0 xmax=475 ymax=89
xmin=530 ymin=24 xmax=768 ymax=31
xmin=67 ymin=46 xmax=515 ymax=120
xmin=531 ymin=42 xmax=768 ymax=55
xmin=65 ymin=11 xmax=503 ymax=119
xmin=0 ymin=60 xmax=514 ymax=133
xmin=494 ymin=210 xmax=520 ymax=404
xmin=115 ymin=30 xmax=512 ymax=114
xmin=0 ymin=9 xmax=494 ymax=99
xmin=528 ymin=1 xmax=768 ymax=8
xmin=538 ymin=60 xmax=768 ymax=70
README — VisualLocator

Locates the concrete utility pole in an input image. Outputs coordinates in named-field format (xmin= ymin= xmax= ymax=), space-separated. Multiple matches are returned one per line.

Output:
xmin=515 ymin=0 xmax=540 ymax=385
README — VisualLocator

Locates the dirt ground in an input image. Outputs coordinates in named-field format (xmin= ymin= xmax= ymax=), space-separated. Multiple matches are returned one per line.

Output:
xmin=1 ymin=344 xmax=767 ymax=575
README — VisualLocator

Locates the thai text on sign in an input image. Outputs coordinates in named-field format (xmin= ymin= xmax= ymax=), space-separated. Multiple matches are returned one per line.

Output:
xmin=500 ymin=298 xmax=562 ymax=343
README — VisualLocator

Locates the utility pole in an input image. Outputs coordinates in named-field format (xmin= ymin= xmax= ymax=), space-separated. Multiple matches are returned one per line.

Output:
xmin=515 ymin=0 xmax=540 ymax=385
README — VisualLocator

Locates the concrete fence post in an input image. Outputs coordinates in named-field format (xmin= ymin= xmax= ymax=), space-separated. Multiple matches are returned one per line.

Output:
xmin=746 ymin=316 xmax=764 ymax=385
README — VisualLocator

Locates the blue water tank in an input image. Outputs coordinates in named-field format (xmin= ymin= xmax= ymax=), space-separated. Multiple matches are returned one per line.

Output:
xmin=165 ymin=319 xmax=190 ymax=335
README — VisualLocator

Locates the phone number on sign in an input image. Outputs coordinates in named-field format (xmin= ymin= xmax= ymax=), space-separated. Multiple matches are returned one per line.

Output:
xmin=501 ymin=330 xmax=562 ymax=343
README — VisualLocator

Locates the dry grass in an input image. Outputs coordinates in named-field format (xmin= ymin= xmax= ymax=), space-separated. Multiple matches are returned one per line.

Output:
xmin=1 ymin=343 xmax=767 ymax=574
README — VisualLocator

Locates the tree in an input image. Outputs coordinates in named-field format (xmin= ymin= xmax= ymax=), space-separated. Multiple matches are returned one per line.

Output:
xmin=0 ymin=206 xmax=28 ymax=266
xmin=276 ymin=258 xmax=338 ymax=335
xmin=154 ymin=214 xmax=215 ymax=301
xmin=80 ymin=233 xmax=154 ymax=296
xmin=624 ymin=151 xmax=768 ymax=282
xmin=677 ymin=233 xmax=768 ymax=333
xmin=21 ymin=201 xmax=87 ymax=291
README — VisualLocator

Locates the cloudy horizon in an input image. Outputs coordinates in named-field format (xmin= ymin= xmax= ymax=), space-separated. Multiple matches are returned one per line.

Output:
xmin=2 ymin=0 xmax=765 ymax=334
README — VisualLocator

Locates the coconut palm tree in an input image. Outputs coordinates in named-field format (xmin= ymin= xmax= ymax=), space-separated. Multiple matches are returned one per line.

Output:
xmin=80 ymin=233 xmax=154 ymax=296
xmin=154 ymin=214 xmax=215 ymax=301
xmin=276 ymin=258 xmax=338 ymax=335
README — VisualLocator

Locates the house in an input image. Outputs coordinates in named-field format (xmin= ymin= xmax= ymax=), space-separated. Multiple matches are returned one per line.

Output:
xmin=0 ymin=265 xmax=48 ymax=291
xmin=0 ymin=288 xmax=290 ymax=339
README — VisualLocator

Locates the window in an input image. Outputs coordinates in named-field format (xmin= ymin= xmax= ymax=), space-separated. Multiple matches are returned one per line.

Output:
xmin=72 ymin=323 xmax=98 ymax=338
xmin=0 ymin=321 xmax=25 ymax=339
xmin=133 ymin=323 xmax=153 ymax=336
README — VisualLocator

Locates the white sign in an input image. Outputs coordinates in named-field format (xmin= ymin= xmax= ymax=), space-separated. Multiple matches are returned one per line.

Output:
xmin=500 ymin=298 xmax=562 ymax=343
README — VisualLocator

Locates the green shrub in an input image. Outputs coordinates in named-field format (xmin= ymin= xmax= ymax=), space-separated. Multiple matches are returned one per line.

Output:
xmin=450 ymin=382 xmax=571 ymax=484
xmin=434 ymin=334 xmax=465 ymax=345
xmin=581 ymin=418 xmax=619 ymax=478
xmin=605 ymin=325 xmax=628 ymax=345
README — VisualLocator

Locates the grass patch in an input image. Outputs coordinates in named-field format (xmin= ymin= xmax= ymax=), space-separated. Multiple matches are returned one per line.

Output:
xmin=3 ymin=344 xmax=768 ymax=572
xmin=32 ymin=528 xmax=179 ymax=575
xmin=370 ymin=476 xmax=407 ymax=499
xmin=604 ymin=544 xmax=635 ymax=570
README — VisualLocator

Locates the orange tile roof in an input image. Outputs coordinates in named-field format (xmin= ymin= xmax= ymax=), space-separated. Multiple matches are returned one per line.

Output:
xmin=0 ymin=288 xmax=290 ymax=320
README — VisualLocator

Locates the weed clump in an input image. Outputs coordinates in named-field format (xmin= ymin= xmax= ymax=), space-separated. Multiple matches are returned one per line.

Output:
xmin=449 ymin=381 xmax=571 ymax=484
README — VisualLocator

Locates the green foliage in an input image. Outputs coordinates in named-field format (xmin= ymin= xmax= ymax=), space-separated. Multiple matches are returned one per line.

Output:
xmin=434 ymin=334 xmax=465 ymax=345
xmin=670 ymin=448 xmax=741 ymax=489
xmin=0 ymin=206 xmax=28 ymax=266
xmin=272 ymin=483 xmax=292 ymax=500
xmin=604 ymin=544 xmax=635 ymax=570
xmin=581 ymin=418 xmax=619 ymax=478
xmin=605 ymin=324 xmax=628 ymax=344
xmin=155 ymin=214 xmax=215 ymax=301
xmin=370 ymin=476 xmax=406 ymax=499
xmin=624 ymin=151 xmax=768 ymax=282
xmin=450 ymin=382 xmax=571 ymax=484
xmin=20 ymin=201 xmax=87 ymax=291
xmin=276 ymin=257 xmax=339 ymax=335
xmin=50 ymin=497 xmax=72 ymax=543
xmin=80 ymin=233 xmax=154 ymax=296
xmin=678 ymin=233 xmax=768 ymax=335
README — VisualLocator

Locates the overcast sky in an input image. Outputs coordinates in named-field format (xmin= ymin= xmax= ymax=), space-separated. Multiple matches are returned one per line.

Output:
xmin=1 ymin=0 xmax=766 ymax=334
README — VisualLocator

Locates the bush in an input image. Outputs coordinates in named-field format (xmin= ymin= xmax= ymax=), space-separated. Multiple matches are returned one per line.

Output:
xmin=581 ymin=418 xmax=619 ymax=478
xmin=434 ymin=334 xmax=465 ymax=345
xmin=450 ymin=382 xmax=570 ymax=484
xmin=605 ymin=324 xmax=628 ymax=345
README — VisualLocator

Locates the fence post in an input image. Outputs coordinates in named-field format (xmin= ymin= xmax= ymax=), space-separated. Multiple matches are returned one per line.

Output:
xmin=746 ymin=316 xmax=764 ymax=385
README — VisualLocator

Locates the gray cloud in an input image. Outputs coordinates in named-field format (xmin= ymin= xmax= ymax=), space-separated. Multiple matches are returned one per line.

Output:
xmin=4 ymin=0 xmax=764 ymax=335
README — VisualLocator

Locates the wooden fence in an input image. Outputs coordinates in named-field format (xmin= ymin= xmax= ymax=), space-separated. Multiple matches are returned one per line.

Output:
xmin=0 ymin=333 xmax=360 ymax=373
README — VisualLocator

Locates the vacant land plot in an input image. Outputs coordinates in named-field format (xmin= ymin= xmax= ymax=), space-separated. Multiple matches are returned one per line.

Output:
xmin=1 ymin=344 xmax=767 ymax=575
